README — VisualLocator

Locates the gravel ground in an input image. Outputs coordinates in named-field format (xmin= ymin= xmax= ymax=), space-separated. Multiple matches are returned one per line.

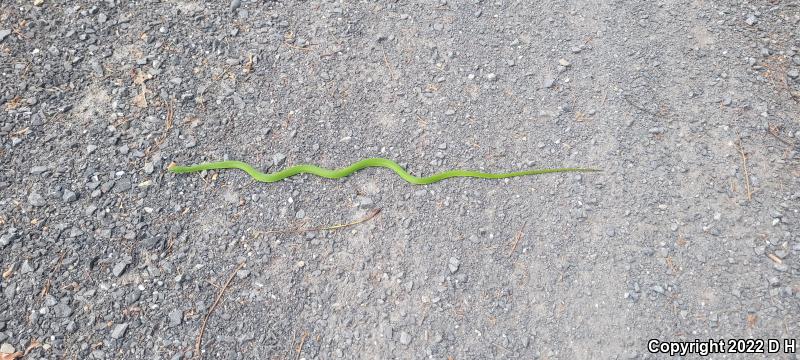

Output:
xmin=2 ymin=0 xmax=799 ymax=359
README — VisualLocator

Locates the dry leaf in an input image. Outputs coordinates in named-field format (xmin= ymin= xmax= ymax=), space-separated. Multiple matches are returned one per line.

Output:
xmin=746 ymin=314 xmax=758 ymax=328
xmin=4 ymin=95 xmax=23 ymax=110
xmin=132 ymin=85 xmax=149 ymax=108
xmin=2 ymin=264 xmax=13 ymax=279
xmin=133 ymin=70 xmax=153 ymax=85
xmin=24 ymin=339 xmax=41 ymax=355
xmin=243 ymin=54 xmax=254 ymax=74
xmin=767 ymin=253 xmax=782 ymax=264
xmin=10 ymin=127 xmax=30 ymax=137
xmin=0 ymin=352 xmax=23 ymax=360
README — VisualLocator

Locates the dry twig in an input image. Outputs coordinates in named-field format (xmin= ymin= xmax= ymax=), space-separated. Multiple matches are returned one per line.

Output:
xmin=195 ymin=262 xmax=245 ymax=359
xmin=295 ymin=331 xmax=308 ymax=360
xmin=735 ymin=135 xmax=753 ymax=200
xmin=768 ymin=123 xmax=795 ymax=146
xmin=40 ymin=251 xmax=66 ymax=299
xmin=508 ymin=223 xmax=527 ymax=257
xmin=265 ymin=208 xmax=381 ymax=235
xmin=383 ymin=52 xmax=396 ymax=80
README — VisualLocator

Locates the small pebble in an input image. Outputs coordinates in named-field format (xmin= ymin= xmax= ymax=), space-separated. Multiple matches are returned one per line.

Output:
xmin=111 ymin=323 xmax=129 ymax=339
xmin=773 ymin=263 xmax=788 ymax=272
xmin=399 ymin=331 xmax=411 ymax=345
xmin=28 ymin=192 xmax=46 ymax=207
xmin=358 ymin=197 xmax=374 ymax=210
xmin=20 ymin=260 xmax=34 ymax=274
xmin=0 ymin=232 xmax=16 ymax=248
xmin=62 ymin=189 xmax=78 ymax=203
xmin=448 ymin=257 xmax=460 ymax=273
xmin=168 ymin=310 xmax=182 ymax=327
xmin=112 ymin=261 xmax=128 ymax=277
xmin=0 ymin=29 xmax=11 ymax=42
xmin=273 ymin=153 xmax=286 ymax=167
xmin=230 ymin=0 xmax=241 ymax=12
xmin=0 ymin=344 xmax=15 ymax=354
xmin=223 ymin=191 xmax=240 ymax=204
xmin=722 ymin=97 xmax=732 ymax=106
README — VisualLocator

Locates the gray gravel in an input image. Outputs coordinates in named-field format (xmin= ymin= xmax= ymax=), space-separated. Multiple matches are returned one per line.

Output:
xmin=1 ymin=0 xmax=799 ymax=359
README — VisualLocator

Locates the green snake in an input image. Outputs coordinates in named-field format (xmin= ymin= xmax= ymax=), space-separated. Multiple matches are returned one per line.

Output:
xmin=169 ymin=158 xmax=598 ymax=185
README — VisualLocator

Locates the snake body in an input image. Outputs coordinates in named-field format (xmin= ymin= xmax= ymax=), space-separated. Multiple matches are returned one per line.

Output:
xmin=169 ymin=158 xmax=597 ymax=185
